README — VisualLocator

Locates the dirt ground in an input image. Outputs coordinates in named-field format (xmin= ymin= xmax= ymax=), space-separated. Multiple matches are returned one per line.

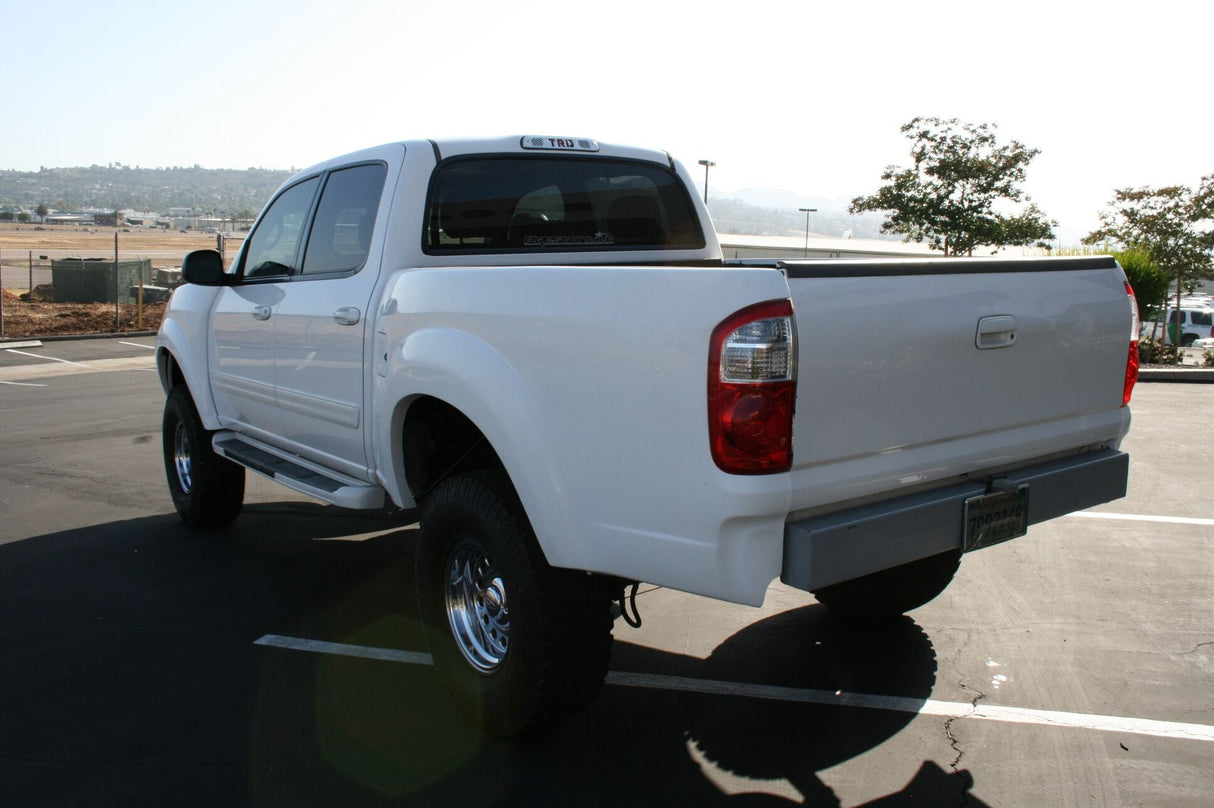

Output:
xmin=0 ymin=289 xmax=165 ymax=337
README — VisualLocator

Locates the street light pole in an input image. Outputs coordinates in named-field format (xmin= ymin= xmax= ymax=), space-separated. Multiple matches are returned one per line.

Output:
xmin=798 ymin=207 xmax=817 ymax=257
xmin=698 ymin=160 xmax=716 ymax=205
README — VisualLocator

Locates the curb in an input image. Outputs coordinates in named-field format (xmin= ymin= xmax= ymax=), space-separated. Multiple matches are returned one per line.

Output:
xmin=0 ymin=331 xmax=157 ymax=344
xmin=1139 ymin=367 xmax=1214 ymax=383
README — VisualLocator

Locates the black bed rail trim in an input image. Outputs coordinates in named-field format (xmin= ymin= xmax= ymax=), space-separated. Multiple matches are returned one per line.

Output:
xmin=727 ymin=255 xmax=1119 ymax=278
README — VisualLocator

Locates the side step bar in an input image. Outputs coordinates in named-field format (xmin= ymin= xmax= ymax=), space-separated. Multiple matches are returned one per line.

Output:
xmin=212 ymin=431 xmax=386 ymax=510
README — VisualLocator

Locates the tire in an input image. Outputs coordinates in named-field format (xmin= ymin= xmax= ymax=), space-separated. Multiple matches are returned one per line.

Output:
xmin=416 ymin=471 xmax=613 ymax=736
xmin=162 ymin=385 xmax=245 ymax=527
xmin=812 ymin=549 xmax=961 ymax=620
xmin=1181 ymin=334 xmax=1198 ymax=347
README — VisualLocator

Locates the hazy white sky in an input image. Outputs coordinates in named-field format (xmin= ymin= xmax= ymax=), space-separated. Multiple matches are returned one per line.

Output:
xmin=2 ymin=0 xmax=1209 ymax=238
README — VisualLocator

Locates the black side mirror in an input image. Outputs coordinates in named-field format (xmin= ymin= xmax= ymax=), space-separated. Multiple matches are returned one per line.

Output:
xmin=182 ymin=250 xmax=228 ymax=286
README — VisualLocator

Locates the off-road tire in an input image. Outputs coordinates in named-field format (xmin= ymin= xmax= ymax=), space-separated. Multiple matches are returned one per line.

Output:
xmin=162 ymin=385 xmax=245 ymax=527
xmin=812 ymin=548 xmax=962 ymax=620
xmin=416 ymin=470 xmax=613 ymax=736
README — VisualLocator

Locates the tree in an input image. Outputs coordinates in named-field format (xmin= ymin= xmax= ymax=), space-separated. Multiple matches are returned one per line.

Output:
xmin=1114 ymin=247 xmax=1169 ymax=322
xmin=850 ymin=116 xmax=1056 ymax=256
xmin=36 ymin=203 xmax=49 ymax=222
xmin=1083 ymin=180 xmax=1214 ymax=321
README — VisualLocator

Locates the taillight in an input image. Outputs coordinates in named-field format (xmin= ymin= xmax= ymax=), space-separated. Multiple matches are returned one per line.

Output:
xmin=708 ymin=299 xmax=797 ymax=474
xmin=1124 ymin=281 xmax=1139 ymax=407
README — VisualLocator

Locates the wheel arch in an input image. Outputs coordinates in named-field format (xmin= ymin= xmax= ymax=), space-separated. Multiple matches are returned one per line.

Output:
xmin=156 ymin=312 xmax=222 ymax=430
xmin=375 ymin=329 xmax=583 ymax=570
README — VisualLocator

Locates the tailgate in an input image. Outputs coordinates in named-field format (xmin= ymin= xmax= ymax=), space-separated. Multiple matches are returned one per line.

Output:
xmin=784 ymin=256 xmax=1133 ymax=509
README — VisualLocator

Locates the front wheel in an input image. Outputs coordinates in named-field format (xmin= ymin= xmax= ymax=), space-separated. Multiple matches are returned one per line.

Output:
xmin=162 ymin=386 xmax=245 ymax=527
xmin=416 ymin=471 xmax=613 ymax=736
xmin=812 ymin=549 xmax=961 ymax=620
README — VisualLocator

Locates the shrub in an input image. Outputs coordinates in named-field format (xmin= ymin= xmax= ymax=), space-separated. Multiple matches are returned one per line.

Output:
xmin=1138 ymin=338 xmax=1180 ymax=365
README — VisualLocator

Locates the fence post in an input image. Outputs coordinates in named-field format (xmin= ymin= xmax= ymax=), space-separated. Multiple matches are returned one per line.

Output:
xmin=113 ymin=232 xmax=120 ymax=333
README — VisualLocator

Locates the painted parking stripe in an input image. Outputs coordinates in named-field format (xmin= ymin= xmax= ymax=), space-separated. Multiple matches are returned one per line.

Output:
xmin=254 ymin=634 xmax=434 ymax=665
xmin=1072 ymin=511 xmax=1214 ymax=527
xmin=4 ymin=349 xmax=93 ymax=367
xmin=253 ymin=634 xmax=1214 ymax=743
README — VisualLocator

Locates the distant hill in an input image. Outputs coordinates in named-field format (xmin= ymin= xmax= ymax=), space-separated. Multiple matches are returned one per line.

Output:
xmin=0 ymin=164 xmax=294 ymax=216
xmin=707 ymin=189 xmax=898 ymax=241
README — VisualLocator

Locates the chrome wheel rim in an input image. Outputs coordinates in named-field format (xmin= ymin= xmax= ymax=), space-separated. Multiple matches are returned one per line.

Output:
xmin=172 ymin=422 xmax=193 ymax=493
xmin=445 ymin=539 xmax=510 ymax=673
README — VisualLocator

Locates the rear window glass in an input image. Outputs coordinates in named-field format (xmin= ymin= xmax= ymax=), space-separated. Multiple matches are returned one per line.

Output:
xmin=424 ymin=157 xmax=705 ymax=253
xmin=1193 ymin=310 xmax=1213 ymax=327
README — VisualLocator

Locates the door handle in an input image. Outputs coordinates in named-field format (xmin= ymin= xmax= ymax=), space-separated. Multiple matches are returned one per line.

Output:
xmin=975 ymin=315 xmax=1018 ymax=349
xmin=333 ymin=307 xmax=361 ymax=326
xmin=252 ymin=305 xmax=272 ymax=321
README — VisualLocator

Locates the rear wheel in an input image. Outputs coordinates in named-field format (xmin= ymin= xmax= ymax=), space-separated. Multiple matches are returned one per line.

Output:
xmin=812 ymin=549 xmax=961 ymax=620
xmin=162 ymin=386 xmax=245 ymax=527
xmin=416 ymin=471 xmax=613 ymax=736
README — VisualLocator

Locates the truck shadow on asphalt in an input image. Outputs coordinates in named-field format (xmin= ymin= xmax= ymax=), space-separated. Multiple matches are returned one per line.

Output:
xmin=0 ymin=503 xmax=993 ymax=807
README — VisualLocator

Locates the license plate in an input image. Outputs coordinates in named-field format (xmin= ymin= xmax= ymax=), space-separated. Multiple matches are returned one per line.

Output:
xmin=964 ymin=485 xmax=1029 ymax=552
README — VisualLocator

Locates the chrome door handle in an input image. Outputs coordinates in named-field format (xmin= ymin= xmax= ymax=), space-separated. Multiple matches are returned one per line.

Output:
xmin=252 ymin=305 xmax=272 ymax=321
xmin=333 ymin=307 xmax=361 ymax=326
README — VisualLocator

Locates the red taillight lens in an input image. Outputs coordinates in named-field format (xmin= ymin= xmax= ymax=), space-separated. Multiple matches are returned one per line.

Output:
xmin=708 ymin=300 xmax=797 ymax=474
xmin=1124 ymin=281 xmax=1139 ymax=406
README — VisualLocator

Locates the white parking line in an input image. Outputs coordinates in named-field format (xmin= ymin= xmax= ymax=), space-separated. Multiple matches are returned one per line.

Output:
xmin=5 ymin=349 xmax=92 ymax=368
xmin=119 ymin=341 xmax=156 ymax=350
xmin=0 ymin=379 xmax=47 ymax=387
xmin=253 ymin=634 xmax=1214 ymax=743
xmin=1072 ymin=511 xmax=1214 ymax=527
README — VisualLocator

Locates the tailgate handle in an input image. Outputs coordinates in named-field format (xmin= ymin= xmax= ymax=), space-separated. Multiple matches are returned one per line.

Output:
xmin=976 ymin=315 xmax=1018 ymax=350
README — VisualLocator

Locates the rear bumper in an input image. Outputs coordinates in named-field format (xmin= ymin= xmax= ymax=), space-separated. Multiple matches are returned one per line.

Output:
xmin=781 ymin=449 xmax=1129 ymax=592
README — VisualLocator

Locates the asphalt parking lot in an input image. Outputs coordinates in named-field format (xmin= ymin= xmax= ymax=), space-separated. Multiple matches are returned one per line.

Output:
xmin=0 ymin=338 xmax=1210 ymax=807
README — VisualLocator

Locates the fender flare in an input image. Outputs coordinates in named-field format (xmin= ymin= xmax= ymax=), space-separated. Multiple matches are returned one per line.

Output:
xmin=155 ymin=292 xmax=222 ymax=430
xmin=374 ymin=328 xmax=583 ymax=570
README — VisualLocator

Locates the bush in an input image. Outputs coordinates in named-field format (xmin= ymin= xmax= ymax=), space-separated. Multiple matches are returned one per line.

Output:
xmin=1138 ymin=338 xmax=1180 ymax=365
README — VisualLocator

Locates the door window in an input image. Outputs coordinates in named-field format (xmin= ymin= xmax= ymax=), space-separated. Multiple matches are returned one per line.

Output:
xmin=242 ymin=177 xmax=319 ymax=278
xmin=301 ymin=163 xmax=388 ymax=275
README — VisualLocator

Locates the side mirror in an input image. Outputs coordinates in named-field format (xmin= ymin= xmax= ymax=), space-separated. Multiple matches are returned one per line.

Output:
xmin=182 ymin=250 xmax=228 ymax=286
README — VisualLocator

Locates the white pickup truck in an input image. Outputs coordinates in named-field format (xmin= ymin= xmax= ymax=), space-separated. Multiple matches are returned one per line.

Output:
xmin=155 ymin=136 xmax=1138 ymax=734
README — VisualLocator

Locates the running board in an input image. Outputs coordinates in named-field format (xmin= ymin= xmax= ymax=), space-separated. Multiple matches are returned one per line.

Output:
xmin=212 ymin=432 xmax=385 ymax=510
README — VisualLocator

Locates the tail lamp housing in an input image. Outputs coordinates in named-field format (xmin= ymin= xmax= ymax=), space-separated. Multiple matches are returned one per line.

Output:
xmin=708 ymin=299 xmax=797 ymax=474
xmin=1124 ymin=281 xmax=1139 ymax=407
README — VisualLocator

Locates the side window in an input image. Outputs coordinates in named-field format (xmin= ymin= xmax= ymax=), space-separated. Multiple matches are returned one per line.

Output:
xmin=301 ymin=163 xmax=388 ymax=276
xmin=242 ymin=177 xmax=319 ymax=278
xmin=1167 ymin=310 xmax=1182 ymax=325
xmin=1194 ymin=311 xmax=1212 ymax=327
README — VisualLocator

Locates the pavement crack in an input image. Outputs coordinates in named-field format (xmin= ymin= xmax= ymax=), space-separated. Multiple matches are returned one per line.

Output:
xmin=944 ymin=682 xmax=986 ymax=797
xmin=1181 ymin=640 xmax=1213 ymax=655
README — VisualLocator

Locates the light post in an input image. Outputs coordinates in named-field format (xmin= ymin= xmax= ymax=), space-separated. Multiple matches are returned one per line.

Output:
xmin=798 ymin=207 xmax=817 ymax=257
xmin=698 ymin=160 xmax=715 ymax=204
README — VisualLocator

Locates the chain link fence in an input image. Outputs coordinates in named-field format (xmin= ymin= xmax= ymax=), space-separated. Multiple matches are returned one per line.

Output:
xmin=0 ymin=224 xmax=244 ymax=338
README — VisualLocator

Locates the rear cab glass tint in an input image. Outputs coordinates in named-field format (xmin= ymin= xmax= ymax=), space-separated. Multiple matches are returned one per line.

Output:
xmin=424 ymin=156 xmax=705 ymax=254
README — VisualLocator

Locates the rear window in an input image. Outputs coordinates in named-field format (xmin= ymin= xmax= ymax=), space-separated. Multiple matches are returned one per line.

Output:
xmin=424 ymin=157 xmax=705 ymax=254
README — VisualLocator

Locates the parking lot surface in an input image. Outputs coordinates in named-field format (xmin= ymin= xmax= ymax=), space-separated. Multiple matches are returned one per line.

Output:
xmin=0 ymin=338 xmax=1210 ymax=806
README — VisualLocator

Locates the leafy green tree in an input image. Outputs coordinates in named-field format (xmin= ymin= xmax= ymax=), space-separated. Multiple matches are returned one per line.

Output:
xmin=850 ymin=117 xmax=1056 ymax=256
xmin=1114 ymin=247 xmax=1169 ymax=322
xmin=36 ymin=203 xmax=49 ymax=222
xmin=1083 ymin=180 xmax=1214 ymax=317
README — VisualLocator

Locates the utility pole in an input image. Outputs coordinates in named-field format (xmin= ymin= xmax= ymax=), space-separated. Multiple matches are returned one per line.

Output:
xmin=799 ymin=208 xmax=817 ymax=257
xmin=698 ymin=160 xmax=716 ymax=205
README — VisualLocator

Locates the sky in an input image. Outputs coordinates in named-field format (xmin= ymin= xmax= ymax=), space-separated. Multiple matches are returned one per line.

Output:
xmin=2 ymin=0 xmax=1210 ymax=241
